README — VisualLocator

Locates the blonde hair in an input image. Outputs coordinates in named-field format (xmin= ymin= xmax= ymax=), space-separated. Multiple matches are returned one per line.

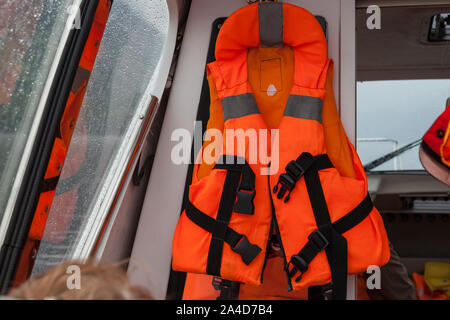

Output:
xmin=8 ymin=260 xmax=152 ymax=300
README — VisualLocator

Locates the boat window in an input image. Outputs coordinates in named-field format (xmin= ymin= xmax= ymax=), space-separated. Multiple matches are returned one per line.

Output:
xmin=357 ymin=79 xmax=450 ymax=172
xmin=429 ymin=13 xmax=450 ymax=42
xmin=0 ymin=0 xmax=74 ymax=238
xmin=32 ymin=0 xmax=169 ymax=274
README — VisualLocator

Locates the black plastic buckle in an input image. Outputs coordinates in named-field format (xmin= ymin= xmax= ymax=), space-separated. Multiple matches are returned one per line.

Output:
xmin=308 ymin=229 xmax=329 ymax=252
xmin=273 ymin=161 xmax=305 ymax=203
xmin=287 ymin=254 xmax=309 ymax=283
xmin=273 ymin=173 xmax=295 ymax=202
xmin=309 ymin=283 xmax=333 ymax=300
xmin=286 ymin=160 xmax=305 ymax=179
xmin=321 ymin=283 xmax=334 ymax=300
xmin=231 ymin=235 xmax=262 ymax=265
xmin=234 ymin=188 xmax=255 ymax=215
xmin=212 ymin=277 xmax=233 ymax=291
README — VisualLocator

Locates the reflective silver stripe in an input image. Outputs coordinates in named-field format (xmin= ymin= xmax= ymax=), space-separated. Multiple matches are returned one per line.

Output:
xmin=284 ymin=95 xmax=323 ymax=123
xmin=258 ymin=2 xmax=283 ymax=48
xmin=222 ymin=93 xmax=260 ymax=121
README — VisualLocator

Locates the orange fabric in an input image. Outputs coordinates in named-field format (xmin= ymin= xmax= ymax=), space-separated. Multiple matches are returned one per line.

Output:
xmin=182 ymin=273 xmax=219 ymax=300
xmin=239 ymin=257 xmax=308 ymax=300
xmin=248 ymin=46 xmax=294 ymax=131
xmin=60 ymin=74 xmax=88 ymax=147
xmin=356 ymin=273 xmax=370 ymax=300
xmin=423 ymin=106 xmax=450 ymax=163
xmin=322 ymin=61 xmax=356 ymax=179
xmin=441 ymin=119 xmax=450 ymax=166
xmin=28 ymin=137 xmax=66 ymax=239
xmin=412 ymin=273 xmax=448 ymax=300
xmin=173 ymin=2 xmax=390 ymax=296
xmin=182 ymin=259 xmax=310 ymax=300
xmin=197 ymin=73 xmax=224 ymax=180
xmin=197 ymin=46 xmax=294 ymax=179
xmin=198 ymin=55 xmax=355 ymax=182
xmin=11 ymin=239 xmax=39 ymax=289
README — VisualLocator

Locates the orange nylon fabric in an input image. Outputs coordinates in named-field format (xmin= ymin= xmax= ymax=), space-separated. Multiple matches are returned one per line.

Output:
xmin=423 ymin=106 xmax=450 ymax=166
xmin=322 ymin=61 xmax=356 ymax=179
xmin=182 ymin=273 xmax=219 ymax=300
xmin=441 ymin=115 xmax=450 ymax=166
xmin=238 ymin=257 xmax=308 ymax=300
xmin=197 ymin=56 xmax=356 ymax=182
xmin=248 ymin=46 xmax=294 ymax=130
xmin=173 ymin=2 xmax=390 ymax=295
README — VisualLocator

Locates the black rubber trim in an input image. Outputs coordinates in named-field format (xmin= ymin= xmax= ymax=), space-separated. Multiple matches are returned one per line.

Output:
xmin=0 ymin=0 xmax=100 ymax=294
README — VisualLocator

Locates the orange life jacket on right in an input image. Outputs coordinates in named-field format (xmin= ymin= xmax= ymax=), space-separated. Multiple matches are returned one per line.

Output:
xmin=172 ymin=2 xmax=390 ymax=300
xmin=422 ymin=106 xmax=450 ymax=167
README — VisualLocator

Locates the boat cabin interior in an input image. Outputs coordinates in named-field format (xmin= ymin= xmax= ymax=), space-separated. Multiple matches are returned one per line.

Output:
xmin=0 ymin=0 xmax=448 ymax=300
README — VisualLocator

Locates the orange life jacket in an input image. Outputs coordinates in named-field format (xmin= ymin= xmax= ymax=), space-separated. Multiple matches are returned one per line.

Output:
xmin=172 ymin=2 xmax=390 ymax=299
xmin=422 ymin=106 xmax=450 ymax=167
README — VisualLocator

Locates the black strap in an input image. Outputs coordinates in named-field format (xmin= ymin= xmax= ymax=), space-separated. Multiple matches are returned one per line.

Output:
xmin=185 ymin=156 xmax=260 ymax=276
xmin=206 ymin=167 xmax=241 ymax=275
xmin=284 ymin=153 xmax=374 ymax=300
xmin=304 ymin=160 xmax=348 ymax=300
xmin=308 ymin=283 xmax=333 ymax=300
xmin=288 ymin=194 xmax=373 ymax=275
xmin=214 ymin=156 xmax=256 ymax=215
xmin=212 ymin=277 xmax=241 ymax=300
xmin=273 ymin=153 xmax=333 ymax=202
xmin=289 ymin=197 xmax=373 ymax=299
xmin=332 ymin=194 xmax=373 ymax=234
xmin=186 ymin=201 xmax=261 ymax=271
